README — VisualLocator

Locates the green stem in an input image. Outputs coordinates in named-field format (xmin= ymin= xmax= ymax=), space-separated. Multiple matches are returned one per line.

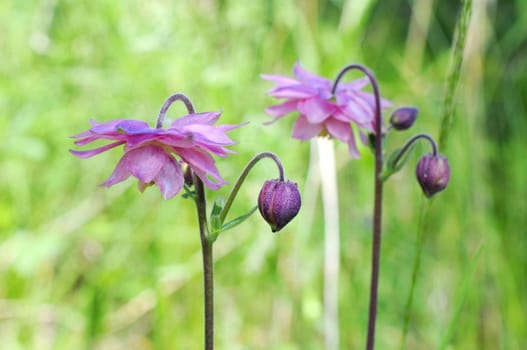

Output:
xmin=219 ymin=152 xmax=284 ymax=225
xmin=399 ymin=197 xmax=430 ymax=349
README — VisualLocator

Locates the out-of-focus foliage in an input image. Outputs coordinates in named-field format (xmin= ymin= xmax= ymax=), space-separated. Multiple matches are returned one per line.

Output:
xmin=0 ymin=0 xmax=525 ymax=349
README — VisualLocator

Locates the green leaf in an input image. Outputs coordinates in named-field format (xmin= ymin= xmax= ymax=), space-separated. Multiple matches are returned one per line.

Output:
xmin=182 ymin=185 xmax=196 ymax=200
xmin=381 ymin=143 xmax=417 ymax=181
xmin=219 ymin=206 xmax=258 ymax=233
xmin=210 ymin=196 xmax=226 ymax=234
xmin=210 ymin=196 xmax=225 ymax=217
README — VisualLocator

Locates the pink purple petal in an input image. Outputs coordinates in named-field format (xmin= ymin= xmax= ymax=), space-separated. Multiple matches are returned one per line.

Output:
xmin=69 ymin=140 xmax=126 ymax=158
xmin=100 ymin=156 xmax=132 ymax=187
xmin=265 ymin=100 xmax=299 ymax=118
xmin=182 ymin=124 xmax=236 ymax=145
xmin=115 ymin=120 xmax=153 ymax=134
xmin=177 ymin=148 xmax=223 ymax=182
xmin=191 ymin=167 xmax=226 ymax=190
xmin=325 ymin=118 xmax=352 ymax=143
xmin=260 ymin=74 xmax=299 ymax=85
xmin=291 ymin=115 xmax=324 ymax=140
xmin=347 ymin=130 xmax=361 ymax=159
xmin=73 ymin=135 xmax=102 ymax=146
xmin=216 ymin=122 xmax=248 ymax=133
xmin=154 ymin=156 xmax=184 ymax=199
xmin=124 ymin=146 xmax=168 ymax=184
xmin=335 ymin=77 xmax=370 ymax=91
xmin=170 ymin=112 xmax=221 ymax=129
xmin=293 ymin=62 xmax=330 ymax=87
xmin=298 ymin=98 xmax=336 ymax=124
xmin=70 ymin=129 xmax=95 ymax=139
xmin=192 ymin=144 xmax=235 ymax=157
xmin=90 ymin=119 xmax=135 ymax=134
xmin=267 ymin=85 xmax=317 ymax=99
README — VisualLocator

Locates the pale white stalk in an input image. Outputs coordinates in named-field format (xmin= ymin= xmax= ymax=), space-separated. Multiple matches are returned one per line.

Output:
xmin=317 ymin=138 xmax=340 ymax=350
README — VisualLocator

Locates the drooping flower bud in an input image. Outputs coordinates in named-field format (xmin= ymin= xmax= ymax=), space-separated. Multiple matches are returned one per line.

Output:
xmin=416 ymin=154 xmax=450 ymax=197
xmin=258 ymin=179 xmax=301 ymax=233
xmin=389 ymin=107 xmax=418 ymax=131
xmin=182 ymin=163 xmax=194 ymax=187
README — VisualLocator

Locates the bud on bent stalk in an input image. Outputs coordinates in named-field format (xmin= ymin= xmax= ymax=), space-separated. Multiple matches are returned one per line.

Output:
xmin=416 ymin=154 xmax=450 ymax=197
xmin=389 ymin=107 xmax=418 ymax=131
xmin=258 ymin=179 xmax=301 ymax=233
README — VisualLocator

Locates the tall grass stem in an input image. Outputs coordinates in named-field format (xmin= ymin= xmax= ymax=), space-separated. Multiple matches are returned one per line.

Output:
xmin=399 ymin=197 xmax=430 ymax=350
xmin=438 ymin=0 xmax=472 ymax=151
xmin=400 ymin=0 xmax=472 ymax=347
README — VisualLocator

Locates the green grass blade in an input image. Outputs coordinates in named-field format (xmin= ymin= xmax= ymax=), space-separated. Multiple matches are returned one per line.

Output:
xmin=438 ymin=0 xmax=473 ymax=151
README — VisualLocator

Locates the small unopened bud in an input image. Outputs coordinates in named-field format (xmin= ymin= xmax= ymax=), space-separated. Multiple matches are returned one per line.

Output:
xmin=182 ymin=163 xmax=194 ymax=187
xmin=416 ymin=154 xmax=450 ymax=197
xmin=390 ymin=107 xmax=418 ymax=131
xmin=258 ymin=179 xmax=301 ymax=233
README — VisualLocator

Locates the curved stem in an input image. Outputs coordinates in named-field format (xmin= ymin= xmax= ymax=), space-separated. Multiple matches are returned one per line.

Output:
xmin=333 ymin=64 xmax=383 ymax=350
xmin=392 ymin=133 xmax=438 ymax=169
xmin=219 ymin=151 xmax=285 ymax=225
xmin=192 ymin=172 xmax=214 ymax=350
xmin=156 ymin=93 xmax=196 ymax=128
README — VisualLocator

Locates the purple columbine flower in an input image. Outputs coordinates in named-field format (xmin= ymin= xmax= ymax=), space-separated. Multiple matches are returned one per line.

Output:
xmin=70 ymin=112 xmax=243 ymax=200
xmin=261 ymin=62 xmax=392 ymax=158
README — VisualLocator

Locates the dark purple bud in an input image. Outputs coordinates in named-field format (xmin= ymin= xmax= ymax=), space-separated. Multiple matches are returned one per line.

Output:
xmin=390 ymin=107 xmax=418 ymax=130
xmin=416 ymin=154 xmax=450 ymax=197
xmin=258 ymin=179 xmax=301 ymax=233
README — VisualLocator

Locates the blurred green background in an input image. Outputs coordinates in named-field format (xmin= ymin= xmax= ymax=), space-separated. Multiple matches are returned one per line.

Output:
xmin=1 ymin=0 xmax=526 ymax=349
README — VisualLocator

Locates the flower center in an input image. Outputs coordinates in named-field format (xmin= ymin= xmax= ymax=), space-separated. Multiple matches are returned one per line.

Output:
xmin=318 ymin=127 xmax=331 ymax=138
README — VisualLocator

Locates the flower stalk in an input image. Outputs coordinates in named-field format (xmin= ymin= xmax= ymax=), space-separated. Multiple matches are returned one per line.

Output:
xmin=219 ymin=151 xmax=285 ymax=226
xmin=159 ymin=94 xmax=215 ymax=349
xmin=157 ymin=93 xmax=196 ymax=127
xmin=391 ymin=133 xmax=438 ymax=168
xmin=333 ymin=64 xmax=384 ymax=350
xmin=193 ymin=172 xmax=215 ymax=350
